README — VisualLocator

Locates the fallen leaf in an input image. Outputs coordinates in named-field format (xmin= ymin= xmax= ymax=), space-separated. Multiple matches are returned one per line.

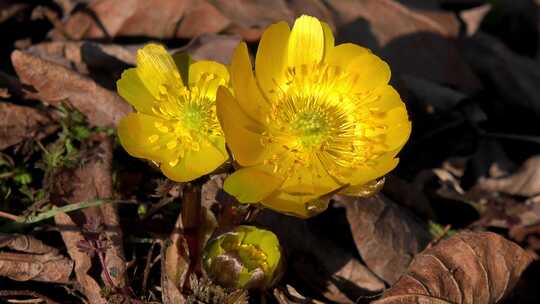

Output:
xmin=0 ymin=102 xmax=57 ymax=150
xmin=52 ymin=135 xmax=127 ymax=304
xmin=373 ymin=231 xmax=535 ymax=304
xmin=256 ymin=210 xmax=385 ymax=304
xmin=175 ymin=1 xmax=230 ymax=38
xmin=56 ymin=0 xmax=229 ymax=40
xmin=176 ymin=34 xmax=242 ymax=64
xmin=337 ymin=194 xmax=431 ymax=284
xmin=210 ymin=0 xmax=293 ymax=40
xmin=11 ymin=50 xmax=132 ymax=127
xmin=477 ymin=155 xmax=540 ymax=197
xmin=0 ymin=234 xmax=73 ymax=283
xmin=328 ymin=0 xmax=481 ymax=92
xmin=25 ymin=41 xmax=138 ymax=90
xmin=160 ymin=211 xmax=189 ymax=304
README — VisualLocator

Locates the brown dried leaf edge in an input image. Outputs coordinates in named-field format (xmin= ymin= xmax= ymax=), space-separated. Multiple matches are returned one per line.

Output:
xmin=374 ymin=231 xmax=535 ymax=304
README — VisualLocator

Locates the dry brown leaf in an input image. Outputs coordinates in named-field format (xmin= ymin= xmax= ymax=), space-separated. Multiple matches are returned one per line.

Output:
xmin=56 ymin=0 xmax=229 ymax=40
xmin=0 ymin=234 xmax=73 ymax=283
xmin=52 ymin=135 xmax=127 ymax=304
xmin=328 ymin=0 xmax=481 ymax=92
xmin=256 ymin=210 xmax=385 ymax=304
xmin=177 ymin=34 xmax=241 ymax=64
xmin=373 ymin=231 xmax=535 ymax=304
xmin=476 ymin=155 xmax=540 ymax=197
xmin=0 ymin=252 xmax=73 ymax=283
xmin=175 ymin=1 xmax=230 ymax=38
xmin=0 ymin=102 xmax=57 ymax=150
xmin=25 ymin=41 xmax=139 ymax=91
xmin=11 ymin=50 xmax=132 ymax=127
xmin=210 ymin=0 xmax=293 ymax=40
xmin=161 ymin=211 xmax=189 ymax=304
xmin=338 ymin=194 xmax=431 ymax=285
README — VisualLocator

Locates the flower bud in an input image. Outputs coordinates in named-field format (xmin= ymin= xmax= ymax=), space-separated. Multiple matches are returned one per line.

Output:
xmin=203 ymin=225 xmax=283 ymax=289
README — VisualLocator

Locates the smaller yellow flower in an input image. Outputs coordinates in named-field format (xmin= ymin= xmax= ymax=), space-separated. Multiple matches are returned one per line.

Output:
xmin=217 ymin=15 xmax=411 ymax=217
xmin=117 ymin=44 xmax=229 ymax=182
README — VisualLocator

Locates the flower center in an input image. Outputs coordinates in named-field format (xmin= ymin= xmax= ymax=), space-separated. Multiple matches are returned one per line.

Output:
xmin=264 ymin=64 xmax=364 ymax=171
xmin=291 ymin=110 xmax=330 ymax=147
xmin=148 ymin=73 xmax=224 ymax=164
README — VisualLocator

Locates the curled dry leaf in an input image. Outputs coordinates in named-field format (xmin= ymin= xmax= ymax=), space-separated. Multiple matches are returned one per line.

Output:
xmin=476 ymin=155 xmax=540 ymax=197
xmin=11 ymin=50 xmax=131 ymax=127
xmin=52 ymin=135 xmax=127 ymax=304
xmin=373 ymin=231 xmax=535 ymax=304
xmin=337 ymin=194 xmax=431 ymax=284
xmin=56 ymin=0 xmax=229 ymax=40
xmin=0 ymin=102 xmax=57 ymax=150
xmin=0 ymin=234 xmax=73 ymax=283
xmin=256 ymin=210 xmax=385 ymax=304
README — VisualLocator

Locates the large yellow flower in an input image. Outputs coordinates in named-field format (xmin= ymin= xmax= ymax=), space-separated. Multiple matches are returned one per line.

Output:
xmin=117 ymin=44 xmax=229 ymax=182
xmin=217 ymin=15 xmax=411 ymax=217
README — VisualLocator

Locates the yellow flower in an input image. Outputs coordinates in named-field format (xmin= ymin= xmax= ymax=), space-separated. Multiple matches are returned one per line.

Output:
xmin=217 ymin=15 xmax=411 ymax=217
xmin=117 ymin=44 xmax=229 ymax=182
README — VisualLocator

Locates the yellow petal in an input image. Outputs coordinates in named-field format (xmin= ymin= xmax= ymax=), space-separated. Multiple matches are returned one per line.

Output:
xmin=161 ymin=138 xmax=228 ymax=182
xmin=326 ymin=43 xmax=370 ymax=69
xmin=261 ymin=191 xmax=312 ymax=218
xmin=255 ymin=21 xmax=290 ymax=100
xmin=321 ymin=21 xmax=335 ymax=58
xmin=136 ymin=44 xmax=183 ymax=98
xmin=340 ymin=178 xmax=385 ymax=197
xmin=348 ymin=53 xmax=391 ymax=93
xmin=363 ymin=85 xmax=404 ymax=113
xmin=280 ymin=157 xmax=341 ymax=196
xmin=287 ymin=15 xmax=325 ymax=67
xmin=347 ymin=155 xmax=399 ymax=187
xmin=216 ymin=87 xmax=269 ymax=166
xmin=261 ymin=190 xmax=332 ymax=218
xmin=117 ymin=68 xmax=156 ymax=114
xmin=231 ymin=43 xmax=269 ymax=122
xmin=189 ymin=60 xmax=229 ymax=87
xmin=382 ymin=106 xmax=412 ymax=151
xmin=223 ymin=165 xmax=283 ymax=203
xmin=117 ymin=113 xmax=176 ymax=162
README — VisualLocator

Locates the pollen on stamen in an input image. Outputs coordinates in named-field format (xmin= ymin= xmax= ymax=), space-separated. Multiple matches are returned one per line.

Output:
xmin=148 ymin=134 xmax=159 ymax=143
